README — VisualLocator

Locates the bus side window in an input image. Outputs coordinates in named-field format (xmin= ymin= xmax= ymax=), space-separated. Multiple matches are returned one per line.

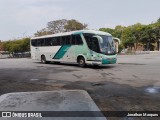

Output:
xmin=84 ymin=33 xmax=100 ymax=53
xmin=65 ymin=36 xmax=71 ymax=45
xmin=92 ymin=38 xmax=100 ymax=53
xmin=86 ymin=38 xmax=92 ymax=49
xmin=76 ymin=35 xmax=83 ymax=45
xmin=37 ymin=39 xmax=44 ymax=46
xmin=71 ymin=35 xmax=83 ymax=45
xmin=71 ymin=35 xmax=76 ymax=45
xmin=61 ymin=36 xmax=66 ymax=45
xmin=84 ymin=34 xmax=92 ymax=49
xmin=31 ymin=39 xmax=37 ymax=46
xmin=45 ymin=38 xmax=52 ymax=46
xmin=37 ymin=39 xmax=40 ymax=46
xmin=51 ymin=37 xmax=57 ymax=46
xmin=56 ymin=37 xmax=61 ymax=46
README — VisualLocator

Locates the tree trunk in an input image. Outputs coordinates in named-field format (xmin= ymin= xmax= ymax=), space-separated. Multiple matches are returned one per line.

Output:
xmin=157 ymin=41 xmax=160 ymax=51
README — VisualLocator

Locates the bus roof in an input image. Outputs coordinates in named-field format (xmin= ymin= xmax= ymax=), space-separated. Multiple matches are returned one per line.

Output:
xmin=31 ymin=30 xmax=112 ymax=39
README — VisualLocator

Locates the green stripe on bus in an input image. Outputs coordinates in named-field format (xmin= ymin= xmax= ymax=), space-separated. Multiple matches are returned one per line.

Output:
xmin=53 ymin=45 xmax=71 ymax=59
xmin=102 ymin=58 xmax=117 ymax=64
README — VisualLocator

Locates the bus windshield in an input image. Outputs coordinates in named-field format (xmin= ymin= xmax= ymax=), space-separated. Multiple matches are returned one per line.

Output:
xmin=83 ymin=33 xmax=116 ymax=55
xmin=98 ymin=35 xmax=116 ymax=55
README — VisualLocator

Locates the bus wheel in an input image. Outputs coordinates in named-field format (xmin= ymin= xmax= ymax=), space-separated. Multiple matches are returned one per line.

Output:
xmin=41 ymin=55 xmax=47 ymax=64
xmin=78 ymin=57 xmax=86 ymax=67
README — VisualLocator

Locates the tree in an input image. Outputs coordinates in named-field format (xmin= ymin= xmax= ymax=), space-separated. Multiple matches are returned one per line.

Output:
xmin=0 ymin=42 xmax=5 ymax=51
xmin=129 ymin=23 xmax=144 ymax=50
xmin=154 ymin=26 xmax=160 ymax=50
xmin=157 ymin=17 xmax=160 ymax=23
xmin=114 ymin=25 xmax=126 ymax=40
xmin=140 ymin=26 xmax=157 ymax=51
xmin=149 ymin=22 xmax=160 ymax=50
xmin=116 ymin=23 xmax=144 ymax=51
xmin=34 ymin=19 xmax=88 ymax=36
xmin=47 ymin=19 xmax=68 ymax=34
xmin=19 ymin=38 xmax=30 ymax=52
xmin=34 ymin=28 xmax=52 ymax=37
xmin=99 ymin=28 xmax=114 ymax=35
xmin=64 ymin=19 xmax=87 ymax=31
xmin=1 ymin=38 xmax=30 ymax=53
xmin=121 ymin=27 xmax=135 ymax=50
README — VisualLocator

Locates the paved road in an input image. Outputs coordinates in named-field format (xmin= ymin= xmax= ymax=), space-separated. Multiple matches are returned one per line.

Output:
xmin=0 ymin=54 xmax=160 ymax=120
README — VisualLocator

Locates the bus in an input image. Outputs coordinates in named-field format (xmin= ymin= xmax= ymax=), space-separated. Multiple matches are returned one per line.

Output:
xmin=30 ymin=30 xmax=117 ymax=67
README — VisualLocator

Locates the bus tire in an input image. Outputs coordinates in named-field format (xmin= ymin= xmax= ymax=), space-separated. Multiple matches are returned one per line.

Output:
xmin=54 ymin=61 xmax=60 ymax=64
xmin=78 ymin=57 xmax=86 ymax=67
xmin=41 ymin=55 xmax=50 ymax=64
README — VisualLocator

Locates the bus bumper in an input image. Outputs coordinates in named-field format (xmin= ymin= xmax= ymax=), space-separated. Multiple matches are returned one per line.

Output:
xmin=102 ymin=58 xmax=117 ymax=64
xmin=86 ymin=58 xmax=117 ymax=65
xmin=86 ymin=61 xmax=102 ymax=65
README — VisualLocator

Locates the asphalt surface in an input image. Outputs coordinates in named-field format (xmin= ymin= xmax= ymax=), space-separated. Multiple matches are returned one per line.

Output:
xmin=0 ymin=54 xmax=160 ymax=120
xmin=0 ymin=90 xmax=106 ymax=120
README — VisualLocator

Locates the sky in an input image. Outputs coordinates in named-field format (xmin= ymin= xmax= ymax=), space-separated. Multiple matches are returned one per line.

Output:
xmin=0 ymin=0 xmax=160 ymax=41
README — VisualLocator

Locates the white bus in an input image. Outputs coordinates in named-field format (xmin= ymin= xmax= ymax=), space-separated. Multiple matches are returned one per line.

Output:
xmin=30 ymin=30 xmax=117 ymax=67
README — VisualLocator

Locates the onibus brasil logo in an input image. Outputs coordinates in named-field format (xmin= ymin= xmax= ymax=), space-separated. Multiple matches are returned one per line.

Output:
xmin=1 ymin=112 xmax=42 ymax=118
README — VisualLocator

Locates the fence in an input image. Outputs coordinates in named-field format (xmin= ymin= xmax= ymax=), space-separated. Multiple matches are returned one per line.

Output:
xmin=12 ymin=52 xmax=31 ymax=58
xmin=0 ymin=51 xmax=31 ymax=58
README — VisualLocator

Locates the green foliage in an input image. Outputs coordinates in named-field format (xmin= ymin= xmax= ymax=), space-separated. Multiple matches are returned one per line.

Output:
xmin=34 ymin=28 xmax=52 ymax=37
xmin=0 ymin=38 xmax=30 ymax=53
xmin=2 ymin=18 xmax=159 ymax=53
xmin=99 ymin=28 xmax=114 ymax=35
xmin=118 ymin=44 xmax=123 ymax=53
xmin=99 ymin=20 xmax=160 ymax=51
xmin=35 ymin=19 xmax=87 ymax=37
xmin=64 ymin=19 xmax=87 ymax=31
xmin=47 ymin=19 xmax=68 ymax=34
